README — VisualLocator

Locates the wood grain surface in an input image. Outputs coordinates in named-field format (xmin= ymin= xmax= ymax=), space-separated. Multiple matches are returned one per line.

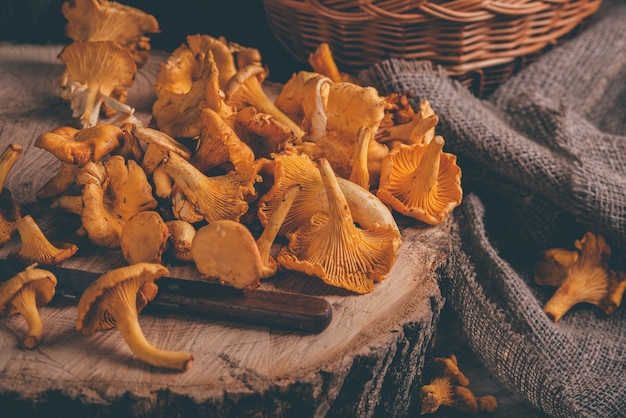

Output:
xmin=0 ymin=43 xmax=450 ymax=418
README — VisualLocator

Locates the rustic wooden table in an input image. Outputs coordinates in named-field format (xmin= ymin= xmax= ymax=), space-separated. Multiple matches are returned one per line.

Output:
xmin=0 ymin=43 xmax=457 ymax=418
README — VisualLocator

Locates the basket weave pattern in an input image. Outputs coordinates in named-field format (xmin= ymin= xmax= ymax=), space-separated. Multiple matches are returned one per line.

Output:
xmin=263 ymin=0 xmax=602 ymax=95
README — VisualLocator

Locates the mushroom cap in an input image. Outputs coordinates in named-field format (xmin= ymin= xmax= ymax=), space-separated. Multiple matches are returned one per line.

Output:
xmin=59 ymin=40 xmax=137 ymax=97
xmin=120 ymin=211 xmax=170 ymax=265
xmin=0 ymin=267 xmax=57 ymax=315
xmin=232 ymin=106 xmax=297 ymax=160
xmin=35 ymin=124 xmax=124 ymax=166
xmin=76 ymin=262 xmax=167 ymax=334
xmin=377 ymin=136 xmax=462 ymax=225
xmin=153 ymin=50 xmax=230 ymax=139
xmin=185 ymin=34 xmax=238 ymax=89
xmin=78 ymin=156 xmax=158 ymax=248
xmin=190 ymin=107 xmax=256 ymax=174
xmin=191 ymin=220 xmax=263 ymax=290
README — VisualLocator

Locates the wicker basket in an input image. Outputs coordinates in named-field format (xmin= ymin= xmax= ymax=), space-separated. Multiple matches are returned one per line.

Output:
xmin=263 ymin=0 xmax=602 ymax=96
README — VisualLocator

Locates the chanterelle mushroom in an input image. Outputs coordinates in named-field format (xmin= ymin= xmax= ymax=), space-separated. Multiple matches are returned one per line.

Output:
xmin=376 ymin=136 xmax=462 ymax=225
xmin=224 ymin=64 xmax=305 ymax=140
xmin=11 ymin=215 xmax=78 ymax=265
xmin=62 ymin=0 xmax=160 ymax=67
xmin=534 ymin=232 xmax=626 ymax=322
xmin=0 ymin=265 xmax=57 ymax=349
xmin=58 ymin=41 xmax=137 ymax=128
xmin=77 ymin=156 xmax=158 ymax=248
xmin=162 ymin=151 xmax=258 ymax=224
xmin=120 ymin=211 xmax=169 ymax=265
xmin=153 ymin=50 xmax=232 ymax=139
xmin=191 ymin=220 xmax=263 ymax=290
xmin=420 ymin=354 xmax=498 ymax=416
xmin=277 ymin=159 xmax=400 ymax=294
xmin=76 ymin=262 xmax=193 ymax=371
xmin=35 ymin=125 xmax=124 ymax=166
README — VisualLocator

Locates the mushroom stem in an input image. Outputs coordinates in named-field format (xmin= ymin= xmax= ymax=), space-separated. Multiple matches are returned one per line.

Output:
xmin=0 ymin=144 xmax=24 ymax=190
xmin=409 ymin=136 xmax=443 ymax=199
xmin=110 ymin=290 xmax=193 ymax=371
xmin=11 ymin=286 xmax=44 ymax=349
xmin=348 ymin=126 xmax=372 ymax=190
xmin=256 ymin=184 xmax=300 ymax=278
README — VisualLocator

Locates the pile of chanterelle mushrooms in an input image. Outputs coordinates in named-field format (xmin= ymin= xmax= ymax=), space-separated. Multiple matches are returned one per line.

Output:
xmin=0 ymin=0 xmax=465 ymax=371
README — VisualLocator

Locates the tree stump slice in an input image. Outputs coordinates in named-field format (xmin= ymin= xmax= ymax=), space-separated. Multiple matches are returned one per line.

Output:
xmin=0 ymin=43 xmax=449 ymax=418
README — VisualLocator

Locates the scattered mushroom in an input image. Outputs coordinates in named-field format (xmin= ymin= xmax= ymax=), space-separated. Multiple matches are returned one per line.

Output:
xmin=277 ymin=159 xmax=400 ymax=294
xmin=191 ymin=220 xmax=263 ymax=290
xmin=534 ymin=232 xmax=626 ymax=322
xmin=0 ymin=265 xmax=57 ymax=349
xmin=76 ymin=262 xmax=193 ymax=371
xmin=10 ymin=215 xmax=78 ymax=265
xmin=420 ymin=354 xmax=497 ymax=415
xmin=376 ymin=135 xmax=462 ymax=225
xmin=58 ymin=41 xmax=138 ymax=128
xmin=120 ymin=211 xmax=170 ymax=265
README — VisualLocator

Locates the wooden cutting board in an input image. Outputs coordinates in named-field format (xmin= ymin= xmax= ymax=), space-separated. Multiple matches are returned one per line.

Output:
xmin=0 ymin=43 xmax=450 ymax=418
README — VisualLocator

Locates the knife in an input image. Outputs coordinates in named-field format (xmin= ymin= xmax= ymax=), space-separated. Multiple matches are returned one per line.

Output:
xmin=0 ymin=259 xmax=333 ymax=333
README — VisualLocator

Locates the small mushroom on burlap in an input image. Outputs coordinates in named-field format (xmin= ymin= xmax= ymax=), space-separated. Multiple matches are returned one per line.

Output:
xmin=0 ymin=265 xmax=57 ymax=349
xmin=10 ymin=215 xmax=78 ymax=266
xmin=76 ymin=263 xmax=193 ymax=371
xmin=62 ymin=0 xmax=160 ymax=67
xmin=277 ymin=158 xmax=400 ymax=294
xmin=420 ymin=354 xmax=497 ymax=415
xmin=376 ymin=135 xmax=462 ymax=225
xmin=58 ymin=41 xmax=138 ymax=128
xmin=534 ymin=231 xmax=626 ymax=322
xmin=191 ymin=220 xmax=263 ymax=290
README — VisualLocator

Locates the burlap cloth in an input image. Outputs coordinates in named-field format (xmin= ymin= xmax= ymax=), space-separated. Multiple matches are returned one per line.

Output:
xmin=361 ymin=1 xmax=626 ymax=417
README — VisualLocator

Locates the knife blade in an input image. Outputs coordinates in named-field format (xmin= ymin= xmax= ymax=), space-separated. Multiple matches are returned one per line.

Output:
xmin=0 ymin=259 xmax=332 ymax=333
